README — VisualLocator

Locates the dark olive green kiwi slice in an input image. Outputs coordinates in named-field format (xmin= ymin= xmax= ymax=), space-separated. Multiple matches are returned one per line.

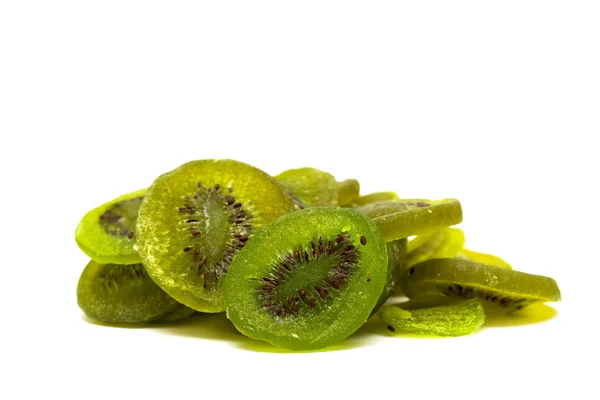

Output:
xmin=223 ymin=207 xmax=388 ymax=351
xmin=77 ymin=260 xmax=178 ymax=323
xmin=75 ymin=189 xmax=146 ymax=264
xmin=456 ymin=248 xmax=512 ymax=269
xmin=406 ymin=228 xmax=465 ymax=267
xmin=351 ymin=191 xmax=399 ymax=206
xmin=337 ymin=179 xmax=360 ymax=206
xmin=137 ymin=159 xmax=295 ymax=313
xmin=401 ymin=258 xmax=561 ymax=313
xmin=380 ymin=298 xmax=485 ymax=336
xmin=275 ymin=167 xmax=338 ymax=209
xmin=371 ymin=238 xmax=407 ymax=315
xmin=357 ymin=199 xmax=463 ymax=242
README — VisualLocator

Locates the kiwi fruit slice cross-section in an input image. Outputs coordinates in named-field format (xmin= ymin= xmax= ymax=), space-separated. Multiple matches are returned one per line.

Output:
xmin=371 ymin=238 xmax=408 ymax=316
xmin=275 ymin=167 xmax=339 ymax=209
xmin=380 ymin=298 xmax=485 ymax=337
xmin=137 ymin=159 xmax=295 ymax=313
xmin=357 ymin=199 xmax=463 ymax=242
xmin=75 ymin=189 xmax=147 ymax=265
xmin=337 ymin=179 xmax=361 ymax=206
xmin=456 ymin=248 xmax=512 ymax=269
xmin=401 ymin=258 xmax=561 ymax=313
xmin=406 ymin=228 xmax=465 ymax=267
xmin=223 ymin=207 xmax=388 ymax=351
xmin=77 ymin=260 xmax=178 ymax=324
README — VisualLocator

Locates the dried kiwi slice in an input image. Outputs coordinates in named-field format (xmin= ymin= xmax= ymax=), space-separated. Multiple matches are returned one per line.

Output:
xmin=75 ymin=189 xmax=146 ymax=264
xmin=401 ymin=258 xmax=561 ymax=312
xmin=380 ymin=298 xmax=485 ymax=336
xmin=456 ymin=248 xmax=512 ymax=269
xmin=406 ymin=228 xmax=465 ymax=267
xmin=137 ymin=159 xmax=295 ymax=313
xmin=371 ymin=238 xmax=407 ymax=315
xmin=275 ymin=167 xmax=338 ymax=209
xmin=357 ymin=199 xmax=463 ymax=242
xmin=337 ymin=179 xmax=360 ymax=206
xmin=77 ymin=260 xmax=177 ymax=323
xmin=351 ymin=191 xmax=399 ymax=206
xmin=223 ymin=207 xmax=388 ymax=351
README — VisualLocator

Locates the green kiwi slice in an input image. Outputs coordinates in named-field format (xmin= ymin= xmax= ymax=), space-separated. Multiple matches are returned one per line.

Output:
xmin=456 ymin=248 xmax=512 ymax=269
xmin=337 ymin=179 xmax=360 ymax=206
xmin=223 ymin=207 xmax=388 ymax=351
xmin=401 ymin=258 xmax=561 ymax=312
xmin=137 ymin=159 xmax=295 ymax=313
xmin=75 ymin=189 xmax=147 ymax=264
xmin=406 ymin=228 xmax=465 ymax=267
xmin=275 ymin=167 xmax=338 ymax=209
xmin=371 ymin=238 xmax=407 ymax=315
xmin=77 ymin=260 xmax=177 ymax=323
xmin=351 ymin=191 xmax=399 ymax=206
xmin=380 ymin=298 xmax=485 ymax=336
xmin=357 ymin=199 xmax=463 ymax=242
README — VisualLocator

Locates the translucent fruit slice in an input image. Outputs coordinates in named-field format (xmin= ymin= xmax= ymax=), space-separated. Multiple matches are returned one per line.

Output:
xmin=223 ymin=207 xmax=388 ymax=351
xmin=380 ymin=298 xmax=485 ymax=336
xmin=357 ymin=199 xmax=463 ymax=242
xmin=77 ymin=261 xmax=178 ymax=324
xmin=456 ymin=248 xmax=512 ymax=269
xmin=275 ymin=167 xmax=339 ymax=209
xmin=75 ymin=189 xmax=147 ymax=264
xmin=337 ymin=179 xmax=361 ymax=206
xmin=401 ymin=258 xmax=561 ymax=312
xmin=351 ymin=191 xmax=399 ymax=206
xmin=137 ymin=159 xmax=295 ymax=313
xmin=406 ymin=228 xmax=465 ymax=267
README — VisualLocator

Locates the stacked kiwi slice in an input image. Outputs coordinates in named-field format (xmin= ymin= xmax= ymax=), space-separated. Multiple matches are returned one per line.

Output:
xmin=74 ymin=159 xmax=561 ymax=350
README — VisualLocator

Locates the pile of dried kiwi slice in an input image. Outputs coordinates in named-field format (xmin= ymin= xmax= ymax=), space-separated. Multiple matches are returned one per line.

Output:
xmin=74 ymin=160 xmax=561 ymax=350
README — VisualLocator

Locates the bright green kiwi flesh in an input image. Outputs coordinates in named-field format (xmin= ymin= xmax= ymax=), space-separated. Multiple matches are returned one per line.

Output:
xmin=275 ymin=167 xmax=338 ymax=209
xmin=456 ymin=248 xmax=512 ymax=269
xmin=357 ymin=199 xmax=463 ymax=242
xmin=75 ymin=189 xmax=147 ymax=265
xmin=380 ymin=298 xmax=485 ymax=336
xmin=77 ymin=260 xmax=178 ymax=323
xmin=337 ymin=179 xmax=360 ymax=206
xmin=137 ymin=159 xmax=295 ymax=313
xmin=406 ymin=228 xmax=465 ymax=267
xmin=223 ymin=207 xmax=388 ymax=351
xmin=371 ymin=238 xmax=407 ymax=316
xmin=401 ymin=258 xmax=561 ymax=313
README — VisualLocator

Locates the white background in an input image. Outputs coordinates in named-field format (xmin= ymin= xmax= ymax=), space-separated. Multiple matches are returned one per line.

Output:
xmin=1 ymin=1 xmax=598 ymax=399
